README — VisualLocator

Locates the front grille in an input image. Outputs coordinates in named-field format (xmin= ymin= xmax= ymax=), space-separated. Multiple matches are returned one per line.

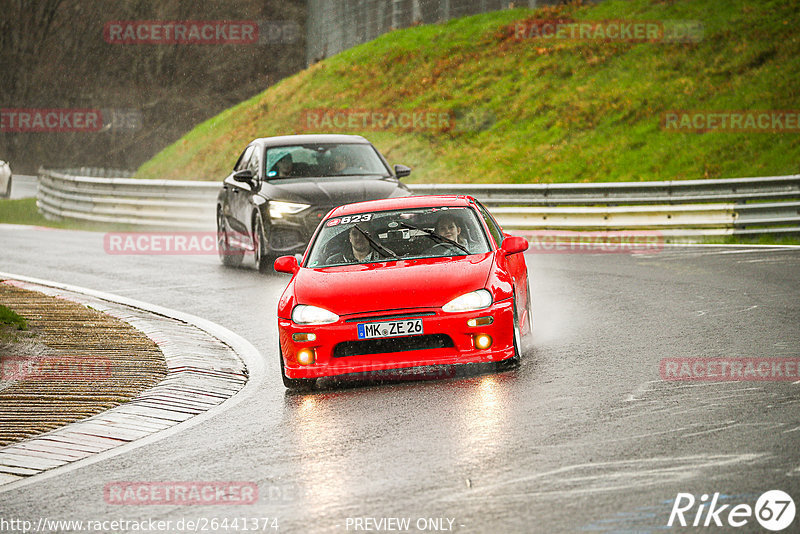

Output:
xmin=270 ymin=228 xmax=304 ymax=251
xmin=345 ymin=312 xmax=436 ymax=323
xmin=332 ymin=334 xmax=454 ymax=358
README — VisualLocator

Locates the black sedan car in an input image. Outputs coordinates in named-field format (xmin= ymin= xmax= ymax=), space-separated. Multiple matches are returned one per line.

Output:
xmin=216 ymin=134 xmax=412 ymax=271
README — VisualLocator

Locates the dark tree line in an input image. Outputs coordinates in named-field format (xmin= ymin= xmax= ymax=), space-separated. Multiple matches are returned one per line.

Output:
xmin=1 ymin=0 xmax=306 ymax=173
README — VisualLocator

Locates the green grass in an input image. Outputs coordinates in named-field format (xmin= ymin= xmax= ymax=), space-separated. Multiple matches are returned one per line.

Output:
xmin=0 ymin=305 xmax=27 ymax=331
xmin=136 ymin=0 xmax=800 ymax=184
xmin=697 ymin=234 xmax=800 ymax=246
xmin=0 ymin=198 xmax=55 ymax=226
xmin=0 ymin=198 xmax=146 ymax=232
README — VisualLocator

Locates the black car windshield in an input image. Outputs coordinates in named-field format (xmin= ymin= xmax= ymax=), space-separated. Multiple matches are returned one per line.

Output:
xmin=265 ymin=143 xmax=389 ymax=179
xmin=304 ymin=207 xmax=491 ymax=268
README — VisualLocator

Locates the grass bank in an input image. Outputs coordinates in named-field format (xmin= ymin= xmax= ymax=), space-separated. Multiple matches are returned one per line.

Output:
xmin=136 ymin=0 xmax=800 ymax=184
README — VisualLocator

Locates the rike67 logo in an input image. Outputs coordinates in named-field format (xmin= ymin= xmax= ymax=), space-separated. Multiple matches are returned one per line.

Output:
xmin=668 ymin=490 xmax=796 ymax=531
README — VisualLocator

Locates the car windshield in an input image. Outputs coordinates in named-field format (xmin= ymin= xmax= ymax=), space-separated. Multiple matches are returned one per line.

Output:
xmin=265 ymin=143 xmax=389 ymax=179
xmin=304 ymin=206 xmax=491 ymax=268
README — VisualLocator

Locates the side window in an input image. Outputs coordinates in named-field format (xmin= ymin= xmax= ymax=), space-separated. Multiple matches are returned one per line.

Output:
xmin=234 ymin=145 xmax=254 ymax=172
xmin=476 ymin=201 xmax=504 ymax=247
xmin=247 ymin=146 xmax=262 ymax=178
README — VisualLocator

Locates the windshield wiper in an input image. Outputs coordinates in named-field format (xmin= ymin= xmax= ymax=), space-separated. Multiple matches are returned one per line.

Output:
xmin=398 ymin=222 xmax=470 ymax=255
xmin=353 ymin=225 xmax=398 ymax=259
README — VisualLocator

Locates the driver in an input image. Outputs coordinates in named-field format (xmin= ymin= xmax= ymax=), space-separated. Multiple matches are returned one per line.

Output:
xmin=326 ymin=224 xmax=381 ymax=264
xmin=330 ymin=152 xmax=348 ymax=174
xmin=327 ymin=149 xmax=362 ymax=175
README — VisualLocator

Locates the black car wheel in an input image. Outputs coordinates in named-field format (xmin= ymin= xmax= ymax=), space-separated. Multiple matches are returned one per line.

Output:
xmin=497 ymin=295 xmax=522 ymax=371
xmin=280 ymin=348 xmax=315 ymax=391
xmin=253 ymin=214 xmax=274 ymax=273
xmin=217 ymin=209 xmax=243 ymax=267
xmin=524 ymin=278 xmax=533 ymax=337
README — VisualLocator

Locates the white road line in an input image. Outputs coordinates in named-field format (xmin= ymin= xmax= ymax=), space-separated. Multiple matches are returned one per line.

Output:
xmin=624 ymin=380 xmax=659 ymax=402
xmin=441 ymin=454 xmax=763 ymax=500
xmin=682 ymin=421 xmax=740 ymax=438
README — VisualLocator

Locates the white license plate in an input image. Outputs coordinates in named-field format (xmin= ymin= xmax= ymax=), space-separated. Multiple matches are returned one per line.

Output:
xmin=357 ymin=319 xmax=423 ymax=339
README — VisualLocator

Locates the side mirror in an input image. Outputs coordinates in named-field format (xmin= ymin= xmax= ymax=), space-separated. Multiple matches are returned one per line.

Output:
xmin=233 ymin=169 xmax=255 ymax=183
xmin=393 ymin=164 xmax=411 ymax=178
xmin=274 ymin=255 xmax=299 ymax=274
xmin=501 ymin=236 xmax=528 ymax=255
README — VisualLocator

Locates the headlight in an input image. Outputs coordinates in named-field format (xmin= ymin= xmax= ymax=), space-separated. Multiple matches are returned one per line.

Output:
xmin=442 ymin=289 xmax=493 ymax=313
xmin=269 ymin=201 xmax=310 ymax=219
xmin=292 ymin=304 xmax=339 ymax=325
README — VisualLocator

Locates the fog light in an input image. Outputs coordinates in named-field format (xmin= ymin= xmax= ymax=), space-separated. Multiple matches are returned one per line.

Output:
xmin=467 ymin=316 xmax=494 ymax=327
xmin=474 ymin=334 xmax=493 ymax=350
xmin=292 ymin=333 xmax=316 ymax=342
xmin=297 ymin=348 xmax=315 ymax=365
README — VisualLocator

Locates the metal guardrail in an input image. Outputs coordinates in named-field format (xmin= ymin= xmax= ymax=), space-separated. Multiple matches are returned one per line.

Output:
xmin=37 ymin=168 xmax=800 ymax=237
xmin=38 ymin=168 xmax=218 ymax=229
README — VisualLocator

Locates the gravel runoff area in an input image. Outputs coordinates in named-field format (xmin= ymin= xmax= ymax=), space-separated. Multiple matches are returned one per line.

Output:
xmin=0 ymin=279 xmax=248 ymax=487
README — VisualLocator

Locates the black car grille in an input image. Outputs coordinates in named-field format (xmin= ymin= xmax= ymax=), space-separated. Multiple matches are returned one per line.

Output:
xmin=332 ymin=334 xmax=454 ymax=358
xmin=270 ymin=228 xmax=305 ymax=251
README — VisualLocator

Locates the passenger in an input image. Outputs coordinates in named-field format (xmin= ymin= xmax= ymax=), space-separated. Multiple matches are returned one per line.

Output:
xmin=273 ymin=153 xmax=293 ymax=177
xmin=433 ymin=213 xmax=468 ymax=250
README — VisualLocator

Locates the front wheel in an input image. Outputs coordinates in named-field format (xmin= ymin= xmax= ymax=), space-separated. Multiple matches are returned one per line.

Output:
xmin=217 ymin=210 xmax=243 ymax=267
xmin=253 ymin=215 xmax=274 ymax=273
xmin=497 ymin=296 xmax=522 ymax=371
xmin=523 ymin=278 xmax=533 ymax=337
xmin=280 ymin=349 xmax=315 ymax=391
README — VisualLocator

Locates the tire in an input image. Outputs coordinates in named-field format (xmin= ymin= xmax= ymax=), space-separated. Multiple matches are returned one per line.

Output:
xmin=217 ymin=209 xmax=243 ymax=267
xmin=3 ymin=175 xmax=11 ymax=198
xmin=497 ymin=296 xmax=522 ymax=371
xmin=523 ymin=278 xmax=533 ymax=337
xmin=253 ymin=215 xmax=274 ymax=273
xmin=280 ymin=349 xmax=315 ymax=391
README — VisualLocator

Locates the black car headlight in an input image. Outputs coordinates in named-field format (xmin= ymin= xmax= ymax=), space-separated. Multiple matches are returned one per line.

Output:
xmin=269 ymin=201 xmax=310 ymax=219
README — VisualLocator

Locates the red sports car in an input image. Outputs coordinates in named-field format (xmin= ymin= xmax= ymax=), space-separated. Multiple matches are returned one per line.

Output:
xmin=274 ymin=195 xmax=532 ymax=389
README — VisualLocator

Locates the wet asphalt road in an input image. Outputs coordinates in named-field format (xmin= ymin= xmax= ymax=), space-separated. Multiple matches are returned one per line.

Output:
xmin=0 ymin=225 xmax=799 ymax=533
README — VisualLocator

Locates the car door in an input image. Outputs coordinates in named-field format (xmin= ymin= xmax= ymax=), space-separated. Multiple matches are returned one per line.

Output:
xmin=223 ymin=144 xmax=256 ymax=244
xmin=240 ymin=145 xmax=264 ymax=245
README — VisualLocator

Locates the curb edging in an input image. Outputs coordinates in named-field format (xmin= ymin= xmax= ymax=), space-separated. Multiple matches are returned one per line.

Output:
xmin=0 ymin=272 xmax=266 ymax=493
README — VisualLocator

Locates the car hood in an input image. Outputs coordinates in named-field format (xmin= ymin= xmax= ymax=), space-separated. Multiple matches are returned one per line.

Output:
xmin=259 ymin=175 xmax=409 ymax=205
xmin=292 ymin=253 xmax=495 ymax=316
